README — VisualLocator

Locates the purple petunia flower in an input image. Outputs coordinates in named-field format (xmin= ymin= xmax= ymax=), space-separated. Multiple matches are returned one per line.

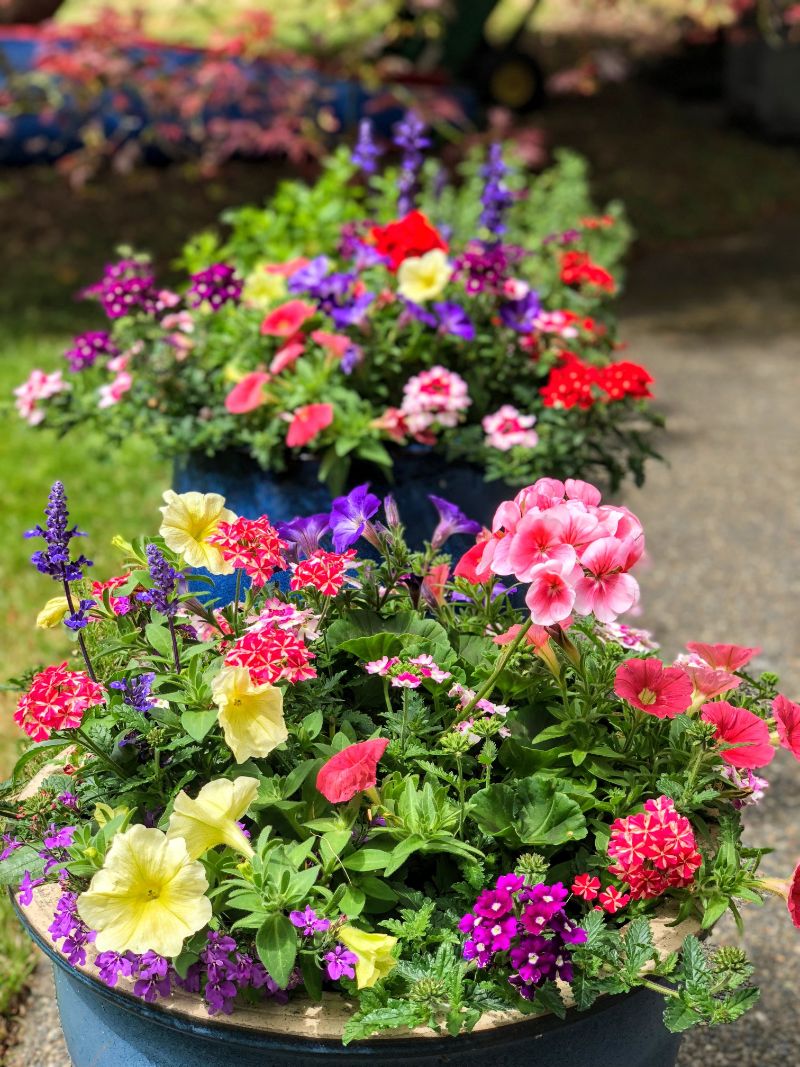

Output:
xmin=110 ymin=672 xmax=157 ymax=714
xmin=352 ymin=118 xmax=382 ymax=175
xmin=26 ymin=481 xmax=93 ymax=584
xmin=329 ymin=484 xmax=381 ymax=552
xmin=187 ymin=263 xmax=243 ymax=311
xmin=428 ymin=495 xmax=481 ymax=550
xmin=275 ymin=513 xmax=330 ymax=560
xmin=400 ymin=298 xmax=438 ymax=329
xmin=324 ymin=944 xmax=358 ymax=982
xmin=434 ymin=301 xmax=475 ymax=341
xmin=287 ymin=256 xmax=330 ymax=293
xmin=64 ymin=331 xmax=120 ymax=372
xmin=499 ymin=290 xmax=541 ymax=333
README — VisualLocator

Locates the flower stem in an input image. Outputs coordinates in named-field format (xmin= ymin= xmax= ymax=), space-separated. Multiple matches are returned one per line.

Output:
xmin=62 ymin=579 xmax=96 ymax=681
xmin=73 ymin=728 xmax=128 ymax=779
xmin=459 ymin=617 xmax=533 ymax=720
xmin=232 ymin=569 xmax=244 ymax=636
xmin=168 ymin=618 xmax=181 ymax=673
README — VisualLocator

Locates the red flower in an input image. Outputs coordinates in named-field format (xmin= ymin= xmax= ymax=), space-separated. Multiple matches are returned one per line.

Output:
xmin=286 ymin=403 xmax=333 ymax=448
xmin=289 ymin=549 xmax=356 ymax=597
xmin=316 ymin=738 xmax=390 ymax=804
xmin=369 ymin=210 xmax=448 ymax=271
xmin=682 ymin=665 xmax=741 ymax=701
xmin=571 ymin=874 xmax=601 ymax=901
xmin=540 ymin=353 xmax=599 ymax=410
xmin=686 ymin=642 xmax=761 ymax=672
xmin=260 ymin=299 xmax=316 ymax=337
xmin=560 ymin=250 xmax=616 ymax=293
xmin=773 ymin=694 xmax=800 ymax=760
xmin=208 ymin=516 xmax=288 ymax=587
xmin=789 ymin=862 xmax=800 ymax=929
xmin=596 ymin=361 xmax=654 ymax=401
xmin=453 ymin=541 xmax=490 ymax=583
xmin=596 ymin=886 xmax=630 ymax=914
xmin=701 ymin=701 xmax=774 ymax=769
xmin=225 ymin=371 xmax=270 ymax=414
xmin=607 ymin=796 xmax=701 ymax=900
xmin=225 ymin=623 xmax=316 ymax=685
xmin=15 ymin=663 xmax=104 ymax=741
xmin=614 ymin=658 xmax=692 ymax=719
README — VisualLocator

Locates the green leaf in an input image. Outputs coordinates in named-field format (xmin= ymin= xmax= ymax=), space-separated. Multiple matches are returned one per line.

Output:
xmin=470 ymin=777 xmax=586 ymax=848
xmin=0 ymin=845 xmax=44 ymax=886
xmin=180 ymin=709 xmax=218 ymax=742
xmin=12 ymin=738 xmax=71 ymax=783
xmin=145 ymin=622 xmax=174 ymax=660
xmin=663 ymin=998 xmax=704 ymax=1033
xmin=701 ymin=894 xmax=730 ymax=929
xmin=300 ymin=952 xmax=323 ymax=1001
xmin=343 ymin=847 xmax=393 ymax=872
xmin=255 ymin=913 xmax=298 ymax=989
xmin=340 ymin=886 xmax=366 ymax=918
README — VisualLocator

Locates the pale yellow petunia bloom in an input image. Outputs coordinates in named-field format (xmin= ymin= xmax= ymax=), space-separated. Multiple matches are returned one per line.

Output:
xmin=159 ymin=490 xmax=237 ymax=575
xmin=211 ymin=665 xmax=287 ymax=764
xmin=167 ymin=776 xmax=258 ymax=860
xmin=338 ymin=925 xmax=398 ymax=988
xmin=36 ymin=595 xmax=70 ymax=629
xmin=77 ymin=824 xmax=212 ymax=957
xmin=241 ymin=265 xmax=287 ymax=309
xmin=396 ymin=249 xmax=452 ymax=304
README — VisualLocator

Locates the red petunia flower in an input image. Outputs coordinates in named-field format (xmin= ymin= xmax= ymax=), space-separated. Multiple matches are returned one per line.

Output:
xmin=316 ymin=738 xmax=390 ymax=804
xmin=571 ymin=874 xmax=601 ymax=901
xmin=286 ymin=403 xmax=334 ymax=448
xmin=260 ymin=299 xmax=316 ymax=337
xmin=686 ymin=642 xmax=761 ymax=672
xmin=225 ymin=371 xmax=270 ymax=415
xmin=614 ymin=658 xmax=693 ymax=719
xmin=15 ymin=663 xmax=104 ymax=741
xmin=369 ymin=210 xmax=448 ymax=271
xmin=789 ymin=862 xmax=800 ymax=928
xmin=701 ymin=701 xmax=774 ymax=769
xmin=773 ymin=694 xmax=800 ymax=760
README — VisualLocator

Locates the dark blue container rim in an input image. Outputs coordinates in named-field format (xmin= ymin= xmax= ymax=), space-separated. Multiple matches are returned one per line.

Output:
xmin=13 ymin=891 xmax=648 ymax=1055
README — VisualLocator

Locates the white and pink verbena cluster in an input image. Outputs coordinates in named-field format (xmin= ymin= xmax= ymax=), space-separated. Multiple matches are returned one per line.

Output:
xmin=397 ymin=365 xmax=471 ymax=441
xmin=467 ymin=477 xmax=644 ymax=627
xmin=13 ymin=369 xmax=69 ymax=425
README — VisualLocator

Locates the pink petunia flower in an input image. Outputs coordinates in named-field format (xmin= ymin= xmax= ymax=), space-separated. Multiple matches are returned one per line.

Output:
xmin=286 ymin=403 xmax=334 ymax=448
xmin=789 ymin=862 xmax=800 ymax=929
xmin=97 ymin=372 xmax=132 ymax=409
xmin=225 ymin=371 xmax=271 ymax=414
xmin=773 ymin=694 xmax=800 ymax=760
xmin=316 ymin=738 xmax=389 ymax=804
xmin=677 ymin=661 xmax=742 ymax=702
xmin=311 ymin=330 xmax=351 ymax=358
xmin=270 ymin=340 xmax=305 ymax=375
xmin=686 ymin=642 xmax=761 ymax=672
xmin=614 ymin=658 xmax=693 ymax=719
xmin=260 ymin=299 xmax=316 ymax=337
xmin=701 ymin=701 xmax=775 ymax=769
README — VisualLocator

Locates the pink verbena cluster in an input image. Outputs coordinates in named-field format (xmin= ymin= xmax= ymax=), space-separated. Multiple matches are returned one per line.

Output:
xmin=15 ymin=663 xmax=104 ymax=741
xmin=289 ymin=550 xmax=356 ymax=597
xmin=225 ymin=624 xmax=316 ymax=685
xmin=208 ymin=516 xmax=288 ymax=587
xmin=13 ymin=369 xmax=70 ymax=426
xmin=365 ymin=654 xmax=451 ymax=689
xmin=397 ymin=365 xmax=471 ymax=442
xmin=607 ymin=796 xmax=702 ymax=900
xmin=481 ymin=405 xmax=539 ymax=452
xmin=473 ymin=477 xmax=644 ymax=626
xmin=449 ymin=681 xmax=510 ymax=743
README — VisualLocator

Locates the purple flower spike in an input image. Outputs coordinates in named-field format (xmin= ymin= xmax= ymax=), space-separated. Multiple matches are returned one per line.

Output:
xmin=110 ymin=672 xmax=157 ymax=714
xmin=428 ymin=495 xmax=481 ymax=550
xmin=329 ymin=484 xmax=381 ymax=552
xmin=26 ymin=481 xmax=93 ymax=583
xmin=65 ymin=598 xmax=95 ymax=631
xmin=393 ymin=110 xmax=430 ymax=216
xmin=479 ymin=143 xmax=513 ymax=239
xmin=137 ymin=544 xmax=178 ymax=618
xmin=352 ymin=118 xmax=382 ymax=175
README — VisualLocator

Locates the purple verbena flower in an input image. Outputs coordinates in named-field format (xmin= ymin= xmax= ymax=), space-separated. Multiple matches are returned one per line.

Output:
xmin=329 ymin=484 xmax=380 ymax=552
xmin=64 ymin=331 xmax=120 ymax=372
xmin=25 ymin=482 xmax=93 ymax=583
xmin=428 ymin=495 xmax=481 ymax=550
xmin=83 ymin=258 xmax=159 ymax=320
xmin=187 ymin=263 xmax=243 ymax=311
xmin=324 ymin=944 xmax=358 ymax=981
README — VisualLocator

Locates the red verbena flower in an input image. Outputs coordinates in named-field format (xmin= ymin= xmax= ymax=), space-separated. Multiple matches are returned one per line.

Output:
xmin=539 ymin=354 xmax=599 ymax=410
xmin=701 ymin=701 xmax=774 ymax=769
xmin=772 ymin=694 xmax=800 ymax=761
xmin=208 ymin=516 xmax=288 ymax=588
xmin=571 ymin=874 xmax=601 ymax=901
xmin=596 ymin=886 xmax=629 ymax=914
xmin=316 ymin=738 xmax=390 ymax=804
xmin=225 ymin=624 xmax=316 ymax=685
xmin=596 ymin=361 xmax=654 ymax=401
xmin=369 ymin=210 xmax=448 ymax=271
xmin=559 ymin=250 xmax=616 ymax=293
xmin=15 ymin=663 xmax=104 ymax=741
xmin=607 ymin=796 xmax=702 ymax=900
xmin=614 ymin=658 xmax=692 ymax=719
xmin=289 ymin=549 xmax=356 ymax=597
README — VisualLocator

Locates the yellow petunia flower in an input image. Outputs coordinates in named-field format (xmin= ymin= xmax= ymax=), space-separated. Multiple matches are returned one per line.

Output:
xmin=241 ymin=265 xmax=287 ymax=309
xmin=396 ymin=249 xmax=452 ymax=304
xmin=167 ymin=776 xmax=258 ymax=860
xmin=36 ymin=595 xmax=70 ymax=629
xmin=211 ymin=665 xmax=288 ymax=764
xmin=159 ymin=490 xmax=237 ymax=575
xmin=338 ymin=925 xmax=398 ymax=988
xmin=77 ymin=824 xmax=212 ymax=957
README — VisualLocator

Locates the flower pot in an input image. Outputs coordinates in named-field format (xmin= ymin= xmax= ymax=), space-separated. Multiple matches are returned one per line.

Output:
xmin=173 ymin=448 xmax=510 ymax=601
xmin=16 ymin=888 xmax=682 ymax=1067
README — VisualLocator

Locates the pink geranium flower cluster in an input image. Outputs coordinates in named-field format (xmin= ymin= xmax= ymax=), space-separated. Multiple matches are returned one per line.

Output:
xmin=225 ymin=624 xmax=316 ymax=685
xmin=384 ymin=365 xmax=471 ymax=444
xmin=15 ymin=663 xmax=104 ymax=741
xmin=13 ymin=369 xmax=70 ymax=425
xmin=289 ymin=549 xmax=356 ymax=597
xmin=472 ymin=477 xmax=643 ymax=626
xmin=208 ymin=516 xmax=288 ymax=587
xmin=365 ymin=654 xmax=451 ymax=689
xmin=607 ymin=796 xmax=702 ymax=900
xmin=481 ymin=405 xmax=539 ymax=452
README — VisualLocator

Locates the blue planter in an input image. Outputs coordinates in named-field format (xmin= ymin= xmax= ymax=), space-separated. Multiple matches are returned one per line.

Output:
xmin=173 ymin=449 xmax=511 ymax=603
xmin=17 ymin=898 xmax=681 ymax=1067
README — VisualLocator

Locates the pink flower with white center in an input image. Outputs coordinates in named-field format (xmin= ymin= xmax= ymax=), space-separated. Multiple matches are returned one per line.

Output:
xmin=455 ymin=718 xmax=480 ymax=744
xmin=13 ymin=369 xmax=70 ymax=425
xmin=408 ymin=654 xmax=451 ymax=683
xmin=364 ymin=656 xmax=398 ymax=676
xmin=524 ymin=557 xmax=581 ymax=626
xmin=596 ymin=886 xmax=630 ymax=914
xmin=573 ymin=537 xmax=639 ymax=623
xmin=482 ymin=405 xmax=539 ymax=452
xmin=502 ymin=278 xmax=530 ymax=300
xmin=373 ymin=406 xmax=409 ymax=443
xmin=98 ymin=372 xmax=132 ymax=409
xmin=400 ymin=365 xmax=471 ymax=436
xmin=391 ymin=672 xmax=423 ymax=689
xmin=476 ymin=698 xmax=510 ymax=717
